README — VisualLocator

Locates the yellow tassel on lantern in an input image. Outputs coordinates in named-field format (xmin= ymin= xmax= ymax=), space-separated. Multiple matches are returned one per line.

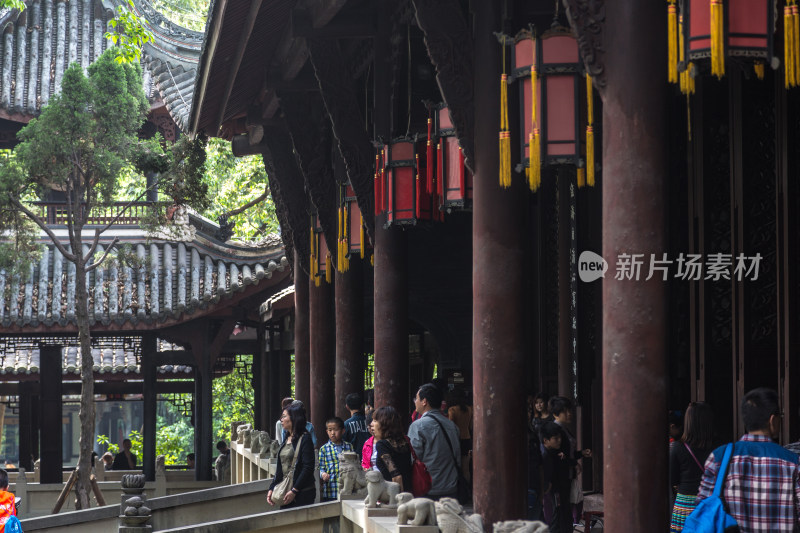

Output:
xmin=527 ymin=37 xmax=541 ymax=192
xmin=785 ymin=3 xmax=794 ymax=88
xmin=678 ymin=15 xmax=694 ymax=95
xmin=325 ymin=253 xmax=332 ymax=284
xmin=342 ymin=204 xmax=349 ymax=273
xmin=793 ymin=2 xmax=800 ymax=87
xmin=577 ymin=168 xmax=585 ymax=188
xmin=499 ymin=73 xmax=511 ymax=188
xmin=360 ymin=214 xmax=366 ymax=260
xmin=668 ymin=0 xmax=678 ymax=84
xmin=710 ymin=0 xmax=725 ymax=79
xmin=585 ymin=74 xmax=595 ymax=187
xmin=754 ymin=61 xmax=765 ymax=80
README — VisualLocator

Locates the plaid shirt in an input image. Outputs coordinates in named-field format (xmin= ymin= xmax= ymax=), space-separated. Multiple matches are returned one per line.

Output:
xmin=318 ymin=440 xmax=353 ymax=499
xmin=697 ymin=434 xmax=800 ymax=532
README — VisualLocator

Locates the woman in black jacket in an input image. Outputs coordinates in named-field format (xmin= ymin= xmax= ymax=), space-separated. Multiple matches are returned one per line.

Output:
xmin=267 ymin=403 xmax=315 ymax=508
xmin=669 ymin=401 xmax=714 ymax=532
xmin=371 ymin=406 xmax=412 ymax=493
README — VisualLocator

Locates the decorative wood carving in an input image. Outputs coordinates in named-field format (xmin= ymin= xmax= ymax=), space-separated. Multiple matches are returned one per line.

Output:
xmin=561 ymin=0 xmax=607 ymax=90
xmin=307 ymin=38 xmax=375 ymax=239
xmin=260 ymin=149 xmax=295 ymax=263
xmin=280 ymin=92 xmax=339 ymax=264
xmin=412 ymin=0 xmax=475 ymax=171
xmin=262 ymin=125 xmax=313 ymax=274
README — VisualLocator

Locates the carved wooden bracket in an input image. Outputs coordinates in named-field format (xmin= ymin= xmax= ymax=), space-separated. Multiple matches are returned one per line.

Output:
xmin=562 ymin=0 xmax=607 ymax=92
xmin=412 ymin=0 xmax=475 ymax=171
xmin=262 ymin=123 xmax=313 ymax=275
xmin=280 ymin=92 xmax=339 ymax=266
xmin=307 ymin=38 xmax=376 ymax=240
xmin=260 ymin=150 xmax=295 ymax=264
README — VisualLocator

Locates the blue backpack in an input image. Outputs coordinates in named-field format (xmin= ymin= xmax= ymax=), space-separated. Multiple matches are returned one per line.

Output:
xmin=2 ymin=515 xmax=22 ymax=533
xmin=683 ymin=443 xmax=740 ymax=533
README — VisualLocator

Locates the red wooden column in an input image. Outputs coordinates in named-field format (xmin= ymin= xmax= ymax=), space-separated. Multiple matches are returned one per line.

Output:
xmin=601 ymin=1 xmax=668 ymax=531
xmin=471 ymin=0 xmax=527 ymax=525
xmin=335 ymin=259 xmax=365 ymax=420
xmin=372 ymin=0 xmax=409 ymax=418
xmin=310 ymin=277 xmax=335 ymax=443
xmin=293 ymin=251 xmax=311 ymax=407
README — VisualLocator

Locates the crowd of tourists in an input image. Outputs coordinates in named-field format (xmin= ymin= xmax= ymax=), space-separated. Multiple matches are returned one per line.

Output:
xmin=266 ymin=381 xmax=471 ymax=510
xmin=526 ymin=394 xmax=591 ymax=533
xmin=668 ymin=387 xmax=800 ymax=533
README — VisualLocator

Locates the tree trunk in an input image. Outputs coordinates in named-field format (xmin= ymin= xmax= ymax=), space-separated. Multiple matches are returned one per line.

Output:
xmin=74 ymin=258 xmax=95 ymax=509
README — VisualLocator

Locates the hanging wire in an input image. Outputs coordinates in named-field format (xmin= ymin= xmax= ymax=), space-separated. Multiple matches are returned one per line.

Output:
xmin=405 ymin=24 xmax=412 ymax=138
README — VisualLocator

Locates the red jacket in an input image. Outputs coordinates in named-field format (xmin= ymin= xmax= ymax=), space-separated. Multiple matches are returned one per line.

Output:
xmin=0 ymin=490 xmax=16 ymax=528
xmin=361 ymin=436 xmax=374 ymax=471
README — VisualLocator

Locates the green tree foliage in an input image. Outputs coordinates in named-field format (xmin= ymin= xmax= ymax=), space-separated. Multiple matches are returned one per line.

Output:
xmin=106 ymin=0 xmax=155 ymax=64
xmin=203 ymin=139 xmax=278 ymax=242
xmin=0 ymin=49 xmax=208 ymax=508
xmin=212 ymin=355 xmax=254 ymax=442
xmin=97 ymin=431 xmax=143 ymax=459
xmin=149 ymin=0 xmax=210 ymax=32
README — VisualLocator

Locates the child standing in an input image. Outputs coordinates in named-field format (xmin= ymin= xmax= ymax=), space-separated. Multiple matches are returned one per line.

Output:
xmin=540 ymin=421 xmax=569 ymax=533
xmin=318 ymin=417 xmax=354 ymax=502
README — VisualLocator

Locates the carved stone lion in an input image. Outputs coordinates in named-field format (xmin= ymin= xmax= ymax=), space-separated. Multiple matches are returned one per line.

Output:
xmin=268 ymin=439 xmax=280 ymax=459
xmin=364 ymin=470 xmax=400 ymax=508
xmin=155 ymin=455 xmax=166 ymax=477
xmin=436 ymin=497 xmax=484 ymax=533
xmin=215 ymin=452 xmax=231 ymax=483
xmin=395 ymin=492 xmax=437 ymax=526
xmin=256 ymin=432 xmax=274 ymax=456
xmin=338 ymin=451 xmax=368 ymax=496
xmin=236 ymin=423 xmax=251 ymax=444
xmin=492 ymin=520 xmax=550 ymax=533
xmin=243 ymin=428 xmax=255 ymax=449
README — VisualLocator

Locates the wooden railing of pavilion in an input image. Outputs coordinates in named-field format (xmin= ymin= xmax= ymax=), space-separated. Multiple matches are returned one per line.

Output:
xmin=31 ymin=202 xmax=151 ymax=226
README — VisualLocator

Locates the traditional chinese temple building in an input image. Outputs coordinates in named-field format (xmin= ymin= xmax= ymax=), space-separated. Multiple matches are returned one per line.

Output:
xmin=190 ymin=0 xmax=800 ymax=529
xmin=0 ymin=0 xmax=294 ymax=487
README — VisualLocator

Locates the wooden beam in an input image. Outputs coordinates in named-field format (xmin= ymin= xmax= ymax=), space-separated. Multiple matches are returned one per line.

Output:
xmin=293 ymin=8 xmax=375 ymax=39
xmin=191 ymin=0 xmax=229 ymax=134
xmin=214 ymin=0 xmax=264 ymax=133
xmin=280 ymin=92 xmax=339 ymax=265
xmin=412 ymin=0 xmax=475 ymax=170
xmin=307 ymin=39 xmax=376 ymax=239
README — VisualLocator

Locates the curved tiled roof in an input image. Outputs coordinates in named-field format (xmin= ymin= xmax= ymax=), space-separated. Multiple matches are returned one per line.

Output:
xmin=0 ymin=0 xmax=202 ymax=132
xmin=0 ymin=227 xmax=289 ymax=331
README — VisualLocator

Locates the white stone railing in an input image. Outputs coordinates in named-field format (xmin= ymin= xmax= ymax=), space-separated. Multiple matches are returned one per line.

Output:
xmin=229 ymin=439 xmax=277 ymax=484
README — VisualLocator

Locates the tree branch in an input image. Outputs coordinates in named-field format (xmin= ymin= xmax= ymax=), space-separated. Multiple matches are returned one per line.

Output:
xmin=85 ymin=236 xmax=119 ymax=272
xmin=219 ymin=184 xmax=269 ymax=219
xmin=10 ymin=198 xmax=77 ymax=262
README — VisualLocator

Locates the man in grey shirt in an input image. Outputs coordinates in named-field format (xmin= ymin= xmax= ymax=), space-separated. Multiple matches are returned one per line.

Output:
xmin=408 ymin=383 xmax=461 ymax=499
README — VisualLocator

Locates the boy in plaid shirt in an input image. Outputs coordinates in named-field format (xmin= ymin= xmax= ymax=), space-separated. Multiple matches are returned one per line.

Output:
xmin=319 ymin=417 xmax=354 ymax=502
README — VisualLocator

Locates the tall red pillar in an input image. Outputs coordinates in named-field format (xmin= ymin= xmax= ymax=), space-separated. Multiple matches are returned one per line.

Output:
xmin=601 ymin=1 xmax=668 ymax=531
xmin=372 ymin=0 xmax=409 ymax=418
xmin=471 ymin=0 xmax=527 ymax=525
xmin=309 ymin=278 xmax=335 ymax=444
xmin=293 ymin=251 xmax=311 ymax=409
xmin=335 ymin=259 xmax=365 ymax=420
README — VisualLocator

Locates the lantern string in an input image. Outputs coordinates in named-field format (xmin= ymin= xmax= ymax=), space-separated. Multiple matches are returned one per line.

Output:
xmin=710 ymin=0 xmax=725 ymax=78
xmin=499 ymin=36 xmax=512 ymax=189
xmin=585 ymin=74 xmax=595 ymax=188
xmin=426 ymin=111 xmax=434 ymax=195
xmin=667 ymin=0 xmax=678 ymax=84
xmin=528 ymin=35 xmax=541 ymax=192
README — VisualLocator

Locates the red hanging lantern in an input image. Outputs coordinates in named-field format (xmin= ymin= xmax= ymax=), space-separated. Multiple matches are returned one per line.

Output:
xmin=513 ymin=27 xmax=586 ymax=190
xmin=435 ymin=104 xmax=472 ymax=212
xmin=338 ymin=182 xmax=369 ymax=268
xmin=382 ymin=138 xmax=434 ymax=227
xmin=682 ymin=0 xmax=776 ymax=80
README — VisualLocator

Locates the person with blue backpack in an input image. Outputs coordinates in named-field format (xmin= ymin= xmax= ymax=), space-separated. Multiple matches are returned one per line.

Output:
xmin=686 ymin=387 xmax=800 ymax=533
